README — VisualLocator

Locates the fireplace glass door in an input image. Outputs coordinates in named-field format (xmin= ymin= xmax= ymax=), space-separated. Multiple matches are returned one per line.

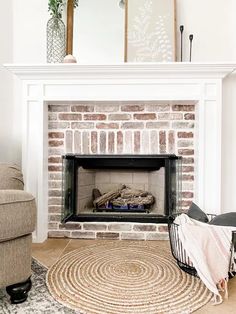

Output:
xmin=62 ymin=155 xmax=182 ymax=223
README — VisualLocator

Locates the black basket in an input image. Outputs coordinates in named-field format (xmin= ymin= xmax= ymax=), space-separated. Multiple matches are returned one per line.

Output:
xmin=167 ymin=213 xmax=233 ymax=277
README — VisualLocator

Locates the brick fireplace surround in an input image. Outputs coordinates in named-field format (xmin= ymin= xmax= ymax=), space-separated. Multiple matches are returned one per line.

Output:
xmin=5 ymin=63 xmax=236 ymax=242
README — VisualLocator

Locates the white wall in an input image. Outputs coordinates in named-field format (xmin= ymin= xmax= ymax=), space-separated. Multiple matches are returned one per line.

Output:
xmin=176 ymin=0 xmax=236 ymax=212
xmin=1 ymin=0 xmax=236 ymax=212
xmin=0 ymin=0 xmax=13 ymax=162
xmin=176 ymin=0 xmax=235 ymax=62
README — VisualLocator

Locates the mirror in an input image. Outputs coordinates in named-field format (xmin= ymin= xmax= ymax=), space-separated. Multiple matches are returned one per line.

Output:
xmin=73 ymin=0 xmax=125 ymax=63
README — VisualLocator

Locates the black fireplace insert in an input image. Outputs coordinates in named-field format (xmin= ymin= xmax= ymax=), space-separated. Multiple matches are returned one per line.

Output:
xmin=61 ymin=154 xmax=182 ymax=223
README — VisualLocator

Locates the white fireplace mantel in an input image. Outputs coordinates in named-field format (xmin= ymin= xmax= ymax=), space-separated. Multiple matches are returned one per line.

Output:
xmin=4 ymin=62 xmax=236 ymax=242
xmin=5 ymin=62 xmax=236 ymax=80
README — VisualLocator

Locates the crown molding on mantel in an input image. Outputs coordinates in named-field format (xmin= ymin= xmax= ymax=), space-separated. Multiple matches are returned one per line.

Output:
xmin=4 ymin=62 xmax=236 ymax=80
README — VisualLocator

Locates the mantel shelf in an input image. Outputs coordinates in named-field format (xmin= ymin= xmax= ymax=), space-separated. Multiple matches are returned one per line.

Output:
xmin=4 ymin=62 xmax=236 ymax=80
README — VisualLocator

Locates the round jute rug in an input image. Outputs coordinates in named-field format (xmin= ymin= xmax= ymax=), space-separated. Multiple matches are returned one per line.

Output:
xmin=46 ymin=241 xmax=212 ymax=314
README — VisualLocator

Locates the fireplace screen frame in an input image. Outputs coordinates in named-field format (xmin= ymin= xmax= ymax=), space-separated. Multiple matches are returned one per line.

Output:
xmin=61 ymin=154 xmax=182 ymax=223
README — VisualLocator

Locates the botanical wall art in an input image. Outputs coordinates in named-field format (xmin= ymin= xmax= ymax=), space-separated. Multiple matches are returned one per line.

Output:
xmin=125 ymin=0 xmax=176 ymax=62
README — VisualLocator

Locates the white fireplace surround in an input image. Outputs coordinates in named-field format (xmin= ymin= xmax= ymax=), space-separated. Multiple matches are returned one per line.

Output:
xmin=5 ymin=62 xmax=236 ymax=243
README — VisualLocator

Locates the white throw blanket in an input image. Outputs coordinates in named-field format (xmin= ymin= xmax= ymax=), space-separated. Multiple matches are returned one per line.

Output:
xmin=174 ymin=214 xmax=236 ymax=304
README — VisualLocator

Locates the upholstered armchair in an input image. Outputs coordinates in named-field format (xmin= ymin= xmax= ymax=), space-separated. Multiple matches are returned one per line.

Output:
xmin=0 ymin=164 xmax=36 ymax=303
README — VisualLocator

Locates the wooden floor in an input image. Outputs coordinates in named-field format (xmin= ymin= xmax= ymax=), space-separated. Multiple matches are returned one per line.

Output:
xmin=32 ymin=238 xmax=236 ymax=314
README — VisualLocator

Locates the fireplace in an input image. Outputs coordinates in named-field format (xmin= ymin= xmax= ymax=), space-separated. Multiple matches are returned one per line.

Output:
xmin=4 ymin=63 xmax=235 ymax=242
xmin=62 ymin=154 xmax=182 ymax=223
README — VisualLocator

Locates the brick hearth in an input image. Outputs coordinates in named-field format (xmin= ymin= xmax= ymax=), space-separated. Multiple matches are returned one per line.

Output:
xmin=48 ymin=101 xmax=195 ymax=239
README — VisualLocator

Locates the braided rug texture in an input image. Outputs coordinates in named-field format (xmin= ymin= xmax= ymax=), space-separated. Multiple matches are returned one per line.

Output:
xmin=46 ymin=241 xmax=212 ymax=314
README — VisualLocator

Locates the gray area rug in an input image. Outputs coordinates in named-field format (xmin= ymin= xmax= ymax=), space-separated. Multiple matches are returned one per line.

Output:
xmin=0 ymin=259 xmax=79 ymax=314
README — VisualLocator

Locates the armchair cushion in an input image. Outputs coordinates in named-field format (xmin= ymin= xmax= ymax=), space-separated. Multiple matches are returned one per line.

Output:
xmin=0 ymin=164 xmax=24 ymax=190
xmin=0 ymin=190 xmax=36 ymax=242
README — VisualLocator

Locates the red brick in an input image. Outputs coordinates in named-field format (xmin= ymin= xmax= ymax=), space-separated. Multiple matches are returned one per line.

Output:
xmin=71 ymin=122 xmax=94 ymax=129
xmin=59 ymin=223 xmax=82 ymax=230
xmin=48 ymin=181 xmax=61 ymax=189
xmin=182 ymin=157 xmax=194 ymax=164
xmin=117 ymin=131 xmax=123 ymax=153
xmin=96 ymin=123 xmax=119 ymax=129
xmin=108 ymin=114 xmax=131 ymax=121
xmin=97 ymin=232 xmax=119 ymax=239
xmin=100 ymin=131 xmax=106 ymax=153
xmin=182 ymin=166 xmax=194 ymax=172
xmin=48 ymin=140 xmax=64 ymax=147
xmin=48 ymin=165 xmax=62 ymax=172
xmin=121 ymin=104 xmax=144 ymax=112
xmin=48 ymin=148 xmax=64 ymax=156
xmin=158 ymin=113 xmax=183 ymax=120
xmin=134 ymin=113 xmax=156 ymax=120
xmin=73 ymin=131 xmax=81 ymax=154
xmin=182 ymin=174 xmax=194 ymax=181
xmin=65 ymin=130 xmax=73 ymax=152
xmin=48 ymin=173 xmax=62 ymax=180
xmin=172 ymin=104 xmax=195 ymax=111
xmin=71 ymin=231 xmax=95 ymax=239
xmin=91 ymin=131 xmax=98 ymax=154
xmin=95 ymin=104 xmax=119 ymax=112
xmin=48 ymin=205 xmax=61 ymax=213
xmin=178 ymin=149 xmax=194 ymax=155
xmin=83 ymin=224 xmax=107 ymax=231
xmin=48 ymin=190 xmax=62 ymax=197
xmin=108 ymin=132 xmax=115 ymax=154
xmin=49 ymin=122 xmax=70 ymax=129
xmin=181 ymin=192 xmax=194 ymax=198
xmin=82 ymin=131 xmax=89 ymax=154
xmin=48 ymin=132 xmax=64 ymax=139
xmin=48 ymin=231 xmax=71 ymax=238
xmin=172 ymin=122 xmax=194 ymax=129
xmin=48 ymin=214 xmax=61 ymax=222
xmin=158 ymin=225 xmax=168 ymax=232
xmin=168 ymin=131 xmax=175 ymax=153
xmin=150 ymin=130 xmax=158 ymax=154
xmin=177 ymin=132 xmax=194 ymax=138
xmin=48 ymin=105 xmax=70 ymax=112
xmin=121 ymin=233 xmax=145 ymax=240
xmin=71 ymin=105 xmax=94 ymax=112
xmin=134 ymin=131 xmax=140 ymax=153
xmin=48 ymin=113 xmax=57 ymax=121
xmin=48 ymin=156 xmax=61 ymax=163
xmin=146 ymin=122 xmax=170 ymax=129
xmin=84 ymin=114 xmax=106 ymax=120
xmin=58 ymin=113 xmax=82 ymax=120
xmin=133 ymin=224 xmax=157 ymax=232
xmin=48 ymin=197 xmax=62 ymax=206
xmin=121 ymin=122 xmax=144 ymax=129
xmin=48 ymin=222 xmax=58 ymax=230
xmin=146 ymin=104 xmax=170 ymax=112
xmin=184 ymin=113 xmax=195 ymax=120
xmin=159 ymin=131 xmax=166 ymax=153
xmin=146 ymin=233 xmax=169 ymax=240
xmin=177 ymin=140 xmax=193 ymax=148
xmin=180 ymin=200 xmax=192 ymax=207
xmin=108 ymin=224 xmax=132 ymax=231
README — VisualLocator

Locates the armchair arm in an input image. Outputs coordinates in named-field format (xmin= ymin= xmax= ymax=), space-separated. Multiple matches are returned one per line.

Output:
xmin=0 ymin=190 xmax=36 ymax=242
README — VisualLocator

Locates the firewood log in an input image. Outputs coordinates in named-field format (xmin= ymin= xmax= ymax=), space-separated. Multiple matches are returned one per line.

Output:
xmin=92 ymin=188 xmax=102 ymax=200
xmin=93 ymin=184 xmax=125 ymax=207
xmin=112 ymin=194 xmax=154 ymax=206
xmin=120 ymin=187 xmax=148 ymax=198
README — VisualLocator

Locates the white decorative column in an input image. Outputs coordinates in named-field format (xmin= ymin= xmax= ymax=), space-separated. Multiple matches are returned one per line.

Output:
xmin=4 ymin=63 xmax=236 ymax=242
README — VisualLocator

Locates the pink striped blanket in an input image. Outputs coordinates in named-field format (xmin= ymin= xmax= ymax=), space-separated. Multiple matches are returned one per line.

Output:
xmin=175 ymin=214 xmax=236 ymax=304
